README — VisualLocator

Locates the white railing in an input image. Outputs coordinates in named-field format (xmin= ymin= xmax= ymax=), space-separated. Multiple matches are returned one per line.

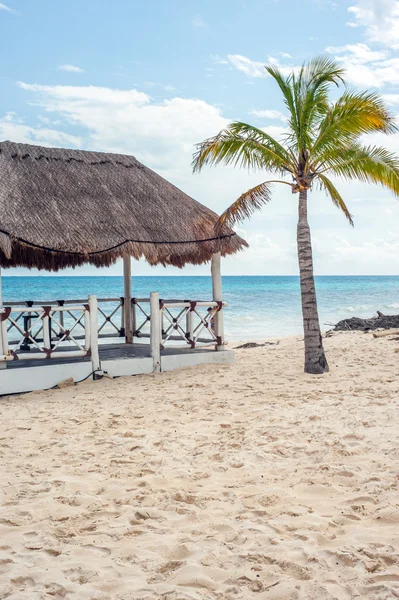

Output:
xmin=4 ymin=297 xmax=125 ymax=343
xmin=149 ymin=292 xmax=225 ymax=371
xmin=0 ymin=301 xmax=92 ymax=361
xmin=161 ymin=299 xmax=224 ymax=348
xmin=130 ymin=297 xmax=225 ymax=348
xmin=0 ymin=293 xmax=225 ymax=373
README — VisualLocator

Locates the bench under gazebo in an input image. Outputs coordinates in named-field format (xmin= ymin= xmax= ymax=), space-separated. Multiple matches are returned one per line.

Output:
xmin=0 ymin=141 xmax=247 ymax=395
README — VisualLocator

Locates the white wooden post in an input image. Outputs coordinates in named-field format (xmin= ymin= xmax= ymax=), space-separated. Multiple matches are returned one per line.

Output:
xmin=132 ymin=299 xmax=137 ymax=340
xmin=211 ymin=253 xmax=224 ymax=351
xmin=0 ymin=268 xmax=6 ymax=367
xmin=150 ymin=292 xmax=161 ymax=372
xmin=58 ymin=301 xmax=65 ymax=337
xmin=123 ymin=255 xmax=133 ymax=344
xmin=89 ymin=295 xmax=101 ymax=375
xmin=84 ymin=305 xmax=91 ymax=351
xmin=43 ymin=311 xmax=51 ymax=351
xmin=186 ymin=308 xmax=194 ymax=345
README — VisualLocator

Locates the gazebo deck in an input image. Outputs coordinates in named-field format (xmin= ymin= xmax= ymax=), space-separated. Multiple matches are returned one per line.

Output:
xmin=1 ymin=341 xmax=234 ymax=396
xmin=0 ymin=296 xmax=235 ymax=396
xmin=4 ymin=341 xmax=224 ymax=368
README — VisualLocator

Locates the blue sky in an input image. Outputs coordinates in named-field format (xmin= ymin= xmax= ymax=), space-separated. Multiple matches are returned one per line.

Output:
xmin=1 ymin=0 xmax=399 ymax=276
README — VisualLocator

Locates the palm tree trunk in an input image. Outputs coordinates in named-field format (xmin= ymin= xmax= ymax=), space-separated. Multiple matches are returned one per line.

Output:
xmin=297 ymin=189 xmax=329 ymax=374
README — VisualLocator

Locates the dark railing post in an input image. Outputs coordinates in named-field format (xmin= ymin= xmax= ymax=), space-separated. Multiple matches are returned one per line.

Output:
xmin=119 ymin=297 xmax=125 ymax=337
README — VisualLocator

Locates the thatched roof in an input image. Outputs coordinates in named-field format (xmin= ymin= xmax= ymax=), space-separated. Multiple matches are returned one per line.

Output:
xmin=0 ymin=141 xmax=247 ymax=270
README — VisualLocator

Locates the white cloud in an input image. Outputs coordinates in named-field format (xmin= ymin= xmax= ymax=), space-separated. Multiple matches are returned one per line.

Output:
xmin=347 ymin=0 xmax=399 ymax=47
xmin=225 ymin=54 xmax=267 ymax=78
xmin=326 ymin=43 xmax=387 ymax=62
xmin=192 ymin=15 xmax=208 ymax=28
xmin=0 ymin=3 xmax=16 ymax=13
xmin=16 ymin=82 xmax=230 ymax=180
xmin=326 ymin=43 xmax=399 ymax=87
xmin=251 ymin=109 xmax=288 ymax=122
xmin=218 ymin=43 xmax=399 ymax=89
xmin=211 ymin=55 xmax=229 ymax=65
xmin=382 ymin=92 xmax=399 ymax=103
xmin=7 ymin=80 xmax=399 ymax=276
xmin=58 ymin=64 xmax=85 ymax=73
xmin=0 ymin=112 xmax=81 ymax=147
xmin=329 ymin=231 xmax=399 ymax=264
xmin=216 ymin=53 xmax=297 ymax=79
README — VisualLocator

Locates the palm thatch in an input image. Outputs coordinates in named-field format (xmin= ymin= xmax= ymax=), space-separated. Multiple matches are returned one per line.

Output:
xmin=0 ymin=141 xmax=247 ymax=271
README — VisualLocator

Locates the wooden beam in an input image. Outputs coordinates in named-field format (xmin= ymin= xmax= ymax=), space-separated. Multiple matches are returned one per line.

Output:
xmin=373 ymin=329 xmax=399 ymax=338
xmin=123 ymin=255 xmax=133 ymax=344
xmin=211 ymin=253 xmax=224 ymax=351
xmin=89 ymin=295 xmax=101 ymax=376
xmin=150 ymin=292 xmax=161 ymax=372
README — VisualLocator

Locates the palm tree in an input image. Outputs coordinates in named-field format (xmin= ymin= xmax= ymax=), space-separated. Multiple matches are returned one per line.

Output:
xmin=192 ymin=55 xmax=399 ymax=374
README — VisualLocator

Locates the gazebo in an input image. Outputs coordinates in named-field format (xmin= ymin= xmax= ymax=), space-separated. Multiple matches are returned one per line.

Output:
xmin=0 ymin=141 xmax=247 ymax=395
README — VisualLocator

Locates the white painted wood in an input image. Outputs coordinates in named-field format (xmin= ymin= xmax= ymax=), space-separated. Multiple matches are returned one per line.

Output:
xmin=150 ymin=292 xmax=161 ymax=372
xmin=1 ymin=319 xmax=8 ymax=358
xmin=89 ymin=295 xmax=101 ymax=374
xmin=0 ymin=348 xmax=236 ymax=395
xmin=0 ymin=320 xmax=4 ymax=363
xmin=8 ymin=304 xmax=86 ymax=313
xmin=84 ymin=305 xmax=91 ymax=350
xmin=211 ymin=253 xmax=224 ymax=350
xmin=132 ymin=301 xmax=137 ymax=338
xmin=161 ymin=349 xmax=235 ymax=372
xmin=0 ymin=362 xmax=93 ymax=396
xmin=101 ymin=357 xmax=153 ymax=378
xmin=43 ymin=314 xmax=51 ymax=350
xmin=58 ymin=301 xmax=65 ymax=337
xmin=186 ymin=309 xmax=194 ymax=344
xmin=123 ymin=255 xmax=133 ymax=344
xmin=161 ymin=301 xmax=223 ymax=309
xmin=1 ymin=350 xmax=86 ymax=361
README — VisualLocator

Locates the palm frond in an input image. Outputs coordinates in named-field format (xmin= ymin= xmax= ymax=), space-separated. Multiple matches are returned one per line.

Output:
xmin=227 ymin=122 xmax=294 ymax=166
xmin=301 ymin=54 xmax=345 ymax=88
xmin=192 ymin=122 xmax=294 ymax=174
xmin=320 ymin=144 xmax=399 ymax=196
xmin=312 ymin=91 xmax=397 ymax=161
xmin=216 ymin=181 xmax=275 ymax=233
xmin=265 ymin=65 xmax=300 ymax=143
xmin=316 ymin=173 xmax=354 ymax=225
xmin=295 ymin=55 xmax=346 ymax=154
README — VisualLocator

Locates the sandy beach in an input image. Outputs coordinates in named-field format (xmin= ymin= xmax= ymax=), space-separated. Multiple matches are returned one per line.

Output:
xmin=0 ymin=331 xmax=398 ymax=600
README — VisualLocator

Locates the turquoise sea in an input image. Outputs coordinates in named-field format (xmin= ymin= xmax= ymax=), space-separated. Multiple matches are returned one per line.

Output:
xmin=1 ymin=276 xmax=399 ymax=340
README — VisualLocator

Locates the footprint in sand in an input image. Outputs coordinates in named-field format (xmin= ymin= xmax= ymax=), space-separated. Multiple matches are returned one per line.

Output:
xmin=10 ymin=576 xmax=35 ymax=589
xmin=63 ymin=567 xmax=98 ymax=584
xmin=44 ymin=548 xmax=62 ymax=557
xmin=82 ymin=544 xmax=111 ymax=556
xmin=44 ymin=582 xmax=69 ymax=597
xmin=0 ymin=558 xmax=14 ymax=574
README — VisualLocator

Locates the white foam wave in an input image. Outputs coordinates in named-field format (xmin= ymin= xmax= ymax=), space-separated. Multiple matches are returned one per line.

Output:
xmin=342 ymin=305 xmax=369 ymax=313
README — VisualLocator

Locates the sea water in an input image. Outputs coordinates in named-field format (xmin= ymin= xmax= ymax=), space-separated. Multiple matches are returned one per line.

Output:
xmin=2 ymin=276 xmax=399 ymax=341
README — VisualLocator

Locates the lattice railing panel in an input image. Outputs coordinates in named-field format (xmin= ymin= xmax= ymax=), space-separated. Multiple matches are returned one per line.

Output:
xmin=160 ymin=300 xmax=224 ymax=349
xmin=132 ymin=298 xmax=151 ymax=338
xmin=0 ymin=304 xmax=91 ymax=361
xmin=97 ymin=298 xmax=123 ymax=337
